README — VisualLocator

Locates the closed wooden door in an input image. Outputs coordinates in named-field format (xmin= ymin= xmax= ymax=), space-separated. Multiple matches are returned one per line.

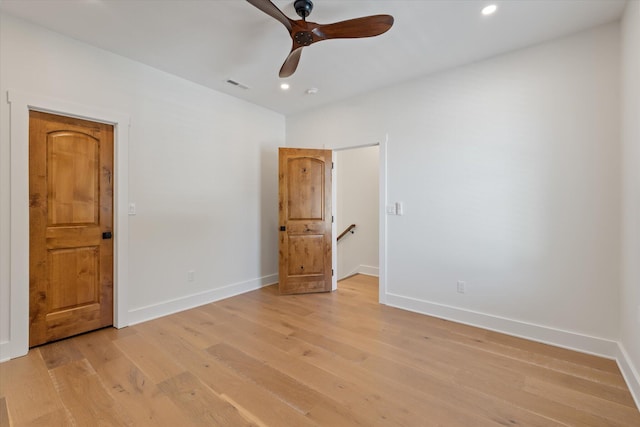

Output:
xmin=29 ymin=111 xmax=114 ymax=347
xmin=278 ymin=148 xmax=333 ymax=294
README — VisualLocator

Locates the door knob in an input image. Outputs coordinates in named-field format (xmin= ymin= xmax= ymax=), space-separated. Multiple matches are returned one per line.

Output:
xmin=102 ymin=231 xmax=112 ymax=239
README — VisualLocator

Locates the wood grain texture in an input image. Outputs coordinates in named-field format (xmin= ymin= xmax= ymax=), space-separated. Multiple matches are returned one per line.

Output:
xmin=278 ymin=147 xmax=332 ymax=295
xmin=29 ymin=111 xmax=114 ymax=347
xmin=1 ymin=275 xmax=638 ymax=426
xmin=46 ymin=130 xmax=99 ymax=225
xmin=0 ymin=397 xmax=10 ymax=427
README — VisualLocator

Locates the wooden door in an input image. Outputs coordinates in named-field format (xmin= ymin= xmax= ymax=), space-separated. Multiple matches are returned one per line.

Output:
xmin=29 ymin=111 xmax=114 ymax=347
xmin=278 ymin=148 xmax=333 ymax=294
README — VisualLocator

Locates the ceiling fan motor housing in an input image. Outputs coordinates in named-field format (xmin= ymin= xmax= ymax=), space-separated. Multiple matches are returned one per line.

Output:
xmin=294 ymin=0 xmax=313 ymax=18
xmin=294 ymin=31 xmax=314 ymax=46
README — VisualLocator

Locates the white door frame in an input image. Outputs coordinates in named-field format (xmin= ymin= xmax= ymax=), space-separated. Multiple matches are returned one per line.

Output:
xmin=331 ymin=135 xmax=388 ymax=304
xmin=6 ymin=90 xmax=130 ymax=359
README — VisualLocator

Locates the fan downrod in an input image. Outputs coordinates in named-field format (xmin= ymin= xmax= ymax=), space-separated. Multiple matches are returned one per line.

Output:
xmin=294 ymin=0 xmax=313 ymax=19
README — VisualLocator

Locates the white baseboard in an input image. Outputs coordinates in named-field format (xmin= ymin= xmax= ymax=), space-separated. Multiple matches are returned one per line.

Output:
xmin=340 ymin=265 xmax=379 ymax=280
xmin=357 ymin=265 xmax=379 ymax=277
xmin=616 ymin=343 xmax=640 ymax=410
xmin=0 ymin=341 xmax=10 ymax=363
xmin=128 ymin=274 xmax=278 ymax=326
xmin=384 ymin=292 xmax=619 ymax=358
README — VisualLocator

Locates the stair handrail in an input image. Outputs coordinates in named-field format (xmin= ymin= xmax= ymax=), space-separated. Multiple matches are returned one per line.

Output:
xmin=337 ymin=224 xmax=357 ymax=242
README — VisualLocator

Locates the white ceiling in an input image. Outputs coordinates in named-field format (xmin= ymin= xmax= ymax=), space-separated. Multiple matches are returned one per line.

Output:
xmin=0 ymin=0 xmax=628 ymax=115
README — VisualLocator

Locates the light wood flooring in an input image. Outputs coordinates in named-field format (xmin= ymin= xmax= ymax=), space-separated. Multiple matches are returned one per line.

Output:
xmin=1 ymin=275 xmax=639 ymax=426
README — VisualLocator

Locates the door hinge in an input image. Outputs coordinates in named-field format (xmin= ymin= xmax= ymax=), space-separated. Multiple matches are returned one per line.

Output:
xmin=332 ymin=269 xmax=334 ymax=276
xmin=332 ymin=162 xmax=334 ymax=169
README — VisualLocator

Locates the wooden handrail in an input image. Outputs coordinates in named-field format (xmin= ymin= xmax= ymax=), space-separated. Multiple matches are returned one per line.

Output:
xmin=337 ymin=224 xmax=357 ymax=242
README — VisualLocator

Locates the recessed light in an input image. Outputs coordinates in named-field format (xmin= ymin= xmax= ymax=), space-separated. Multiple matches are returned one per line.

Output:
xmin=280 ymin=83 xmax=290 ymax=90
xmin=482 ymin=4 xmax=497 ymax=16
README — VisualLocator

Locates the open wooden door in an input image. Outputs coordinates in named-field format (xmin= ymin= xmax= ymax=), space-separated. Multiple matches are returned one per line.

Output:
xmin=29 ymin=111 xmax=114 ymax=347
xmin=278 ymin=148 xmax=333 ymax=294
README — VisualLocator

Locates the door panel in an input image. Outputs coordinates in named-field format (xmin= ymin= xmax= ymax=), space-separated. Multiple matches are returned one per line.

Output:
xmin=287 ymin=157 xmax=324 ymax=220
xmin=29 ymin=111 xmax=114 ymax=347
xmin=48 ymin=247 xmax=99 ymax=310
xmin=278 ymin=148 xmax=332 ymax=295
xmin=287 ymin=235 xmax=324 ymax=275
xmin=47 ymin=131 xmax=99 ymax=225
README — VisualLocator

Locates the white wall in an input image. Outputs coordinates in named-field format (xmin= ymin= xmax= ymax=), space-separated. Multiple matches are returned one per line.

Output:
xmin=288 ymin=24 xmax=621 ymax=353
xmin=620 ymin=0 xmax=640 ymax=403
xmin=0 ymin=13 xmax=284 ymax=358
xmin=336 ymin=146 xmax=379 ymax=279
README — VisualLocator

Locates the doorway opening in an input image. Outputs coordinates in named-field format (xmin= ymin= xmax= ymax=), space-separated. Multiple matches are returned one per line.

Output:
xmin=335 ymin=145 xmax=379 ymax=280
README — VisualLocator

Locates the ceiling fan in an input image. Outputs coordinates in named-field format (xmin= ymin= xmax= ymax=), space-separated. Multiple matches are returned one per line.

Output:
xmin=246 ymin=0 xmax=394 ymax=78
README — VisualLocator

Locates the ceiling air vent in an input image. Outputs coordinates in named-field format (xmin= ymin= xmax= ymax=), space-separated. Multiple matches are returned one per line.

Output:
xmin=226 ymin=79 xmax=249 ymax=90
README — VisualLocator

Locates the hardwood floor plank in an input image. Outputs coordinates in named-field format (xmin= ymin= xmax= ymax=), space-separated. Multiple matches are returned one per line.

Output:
xmin=205 ymin=304 xmax=501 ymax=426
xmin=294 ymin=290 xmax=636 ymax=409
xmin=369 ymin=320 xmax=635 ymax=408
xmin=457 ymin=332 xmax=627 ymax=388
xmin=373 ymin=315 xmax=628 ymax=391
xmin=485 ymin=330 xmax=621 ymax=374
xmin=111 ymin=332 xmax=186 ymax=384
xmin=0 ymin=351 xmax=70 ymax=426
xmin=11 ymin=409 xmax=71 ymax=427
xmin=135 ymin=318 xmax=318 ymax=427
xmin=524 ymin=376 xmax=640 ymax=425
xmin=1 ymin=275 xmax=638 ymax=426
xmin=0 ymin=397 xmax=10 ymax=427
xmin=71 ymin=327 xmax=127 ymax=370
xmin=200 ymin=314 xmax=410 ymax=426
xmin=207 ymin=342 xmax=323 ymax=414
xmin=152 ymin=309 xmax=224 ymax=350
xmin=226 ymin=282 xmax=640 ymax=425
xmin=95 ymin=354 xmax=189 ymax=426
xmin=48 ymin=359 xmax=132 ymax=426
xmin=289 ymin=327 xmax=557 ymax=427
xmin=38 ymin=339 xmax=85 ymax=370
xmin=157 ymin=371 xmax=256 ymax=426
xmin=454 ymin=361 xmax=624 ymax=426
xmin=225 ymin=381 xmax=317 ymax=426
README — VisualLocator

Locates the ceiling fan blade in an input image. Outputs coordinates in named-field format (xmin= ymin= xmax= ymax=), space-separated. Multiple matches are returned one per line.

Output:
xmin=246 ymin=0 xmax=292 ymax=31
xmin=279 ymin=47 xmax=303 ymax=78
xmin=313 ymin=15 xmax=394 ymax=40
